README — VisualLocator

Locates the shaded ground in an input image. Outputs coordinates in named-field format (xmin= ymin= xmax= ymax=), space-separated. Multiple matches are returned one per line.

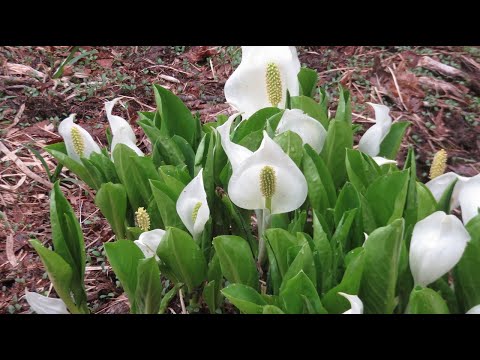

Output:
xmin=1 ymin=46 xmax=479 ymax=314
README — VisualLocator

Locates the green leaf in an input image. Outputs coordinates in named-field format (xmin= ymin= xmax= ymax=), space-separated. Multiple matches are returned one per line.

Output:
xmin=213 ymin=235 xmax=259 ymax=289
xmin=359 ymin=219 xmax=404 ymax=314
xmin=95 ymin=183 xmax=127 ymax=239
xmin=437 ymin=178 xmax=458 ymax=213
xmin=416 ymin=182 xmax=438 ymax=221
xmin=159 ymin=283 xmax=183 ymax=314
xmin=29 ymin=240 xmax=79 ymax=314
xmin=302 ymin=144 xmax=337 ymax=212
xmin=402 ymin=147 xmax=418 ymax=242
xmin=330 ymin=209 xmax=358 ymax=282
xmin=322 ymin=248 xmax=365 ymax=313
xmin=297 ymin=67 xmax=318 ymax=98
xmin=265 ymin=228 xmax=298 ymax=279
xmin=237 ymin=130 xmax=263 ymax=152
xmin=135 ymin=257 xmax=162 ymax=314
xmin=221 ymin=284 xmax=267 ymax=314
xmin=113 ymin=144 xmax=161 ymax=210
xmin=288 ymin=210 xmax=307 ymax=234
xmin=50 ymin=182 xmax=86 ymax=289
xmin=263 ymin=305 xmax=285 ymax=314
xmin=290 ymin=95 xmax=328 ymax=130
xmin=280 ymin=270 xmax=326 ymax=314
xmin=378 ymin=121 xmax=411 ymax=159
xmin=156 ymin=227 xmax=207 ymax=293
xmin=138 ymin=115 xmax=162 ymax=145
xmin=153 ymin=84 xmax=196 ymax=145
xmin=44 ymin=143 xmax=100 ymax=189
xmin=104 ymin=240 xmax=145 ymax=313
xmin=321 ymin=128 xmax=352 ymax=190
xmin=334 ymin=182 xmax=362 ymax=249
xmin=280 ymin=243 xmax=316 ymax=293
xmin=273 ymin=130 xmax=304 ymax=167
xmin=218 ymin=192 xmax=258 ymax=256
xmin=454 ymin=214 xmax=480 ymax=312
xmin=152 ymin=136 xmax=186 ymax=168
xmin=312 ymin=210 xmax=333 ymax=293
xmin=406 ymin=287 xmax=450 ymax=314
xmin=365 ymin=170 xmax=409 ymax=227
xmin=345 ymin=149 xmax=381 ymax=194
xmin=232 ymin=108 xmax=281 ymax=143
xmin=88 ymin=152 xmax=119 ymax=184
xmin=150 ymin=181 xmax=185 ymax=229
xmin=172 ymin=135 xmax=195 ymax=176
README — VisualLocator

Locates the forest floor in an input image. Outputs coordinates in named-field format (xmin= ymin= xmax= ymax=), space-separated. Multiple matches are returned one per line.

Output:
xmin=1 ymin=46 xmax=479 ymax=314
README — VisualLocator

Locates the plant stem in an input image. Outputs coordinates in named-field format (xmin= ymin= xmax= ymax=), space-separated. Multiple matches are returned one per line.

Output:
xmin=257 ymin=207 xmax=271 ymax=266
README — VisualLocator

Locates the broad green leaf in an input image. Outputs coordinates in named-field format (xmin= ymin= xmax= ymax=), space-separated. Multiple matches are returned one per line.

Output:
xmin=290 ymin=95 xmax=328 ymax=130
xmin=334 ymin=182 xmax=363 ymax=249
xmin=263 ymin=305 xmax=285 ymax=314
xmin=237 ymin=130 xmax=263 ymax=152
xmin=153 ymin=84 xmax=196 ymax=145
xmin=232 ymin=108 xmax=281 ymax=143
xmin=172 ymin=135 xmax=195 ymax=176
xmin=152 ymin=136 xmax=185 ymax=169
xmin=322 ymin=248 xmax=365 ymax=313
xmin=345 ymin=149 xmax=381 ymax=194
xmin=95 ymin=183 xmax=127 ymax=239
xmin=406 ymin=287 xmax=450 ymax=314
xmin=159 ymin=283 xmax=183 ymax=314
xmin=156 ymin=227 xmax=207 ymax=293
xmin=378 ymin=121 xmax=411 ymax=159
xmin=45 ymin=143 xmax=100 ymax=189
xmin=312 ymin=210 xmax=333 ymax=293
xmin=365 ymin=170 xmax=409 ymax=227
xmin=113 ymin=144 xmax=161 ymax=210
xmin=416 ymin=182 xmax=438 ymax=221
xmin=280 ymin=243 xmax=316 ymax=292
xmin=297 ymin=67 xmax=318 ymax=98
xmin=280 ymin=270 xmax=326 ymax=314
xmin=221 ymin=284 xmax=267 ymax=314
xmin=288 ymin=210 xmax=307 ymax=234
xmin=454 ymin=214 xmax=480 ymax=312
xmin=218 ymin=192 xmax=258 ymax=256
xmin=359 ymin=219 xmax=404 ymax=314
xmin=273 ymin=131 xmax=304 ymax=167
xmin=402 ymin=147 xmax=418 ymax=243
xmin=104 ymin=240 xmax=145 ymax=313
xmin=213 ymin=235 xmax=259 ymax=289
xmin=265 ymin=228 xmax=298 ymax=278
xmin=330 ymin=209 xmax=358 ymax=282
xmin=29 ymin=240 xmax=79 ymax=314
xmin=50 ymin=182 xmax=86 ymax=287
xmin=437 ymin=178 xmax=458 ymax=213
xmin=135 ymin=257 xmax=162 ymax=314
xmin=88 ymin=152 xmax=119 ymax=184
xmin=150 ymin=181 xmax=184 ymax=229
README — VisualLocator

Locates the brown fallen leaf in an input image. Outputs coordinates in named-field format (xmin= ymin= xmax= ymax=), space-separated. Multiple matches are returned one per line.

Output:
xmin=96 ymin=59 xmax=114 ymax=68
xmin=184 ymin=46 xmax=218 ymax=63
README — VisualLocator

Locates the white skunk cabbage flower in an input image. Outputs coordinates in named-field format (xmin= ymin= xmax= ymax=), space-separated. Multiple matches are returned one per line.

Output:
xmin=275 ymin=109 xmax=327 ymax=153
xmin=217 ymin=115 xmax=307 ymax=214
xmin=224 ymin=46 xmax=301 ymax=118
xmin=426 ymin=172 xmax=480 ymax=225
xmin=409 ymin=211 xmax=471 ymax=287
xmin=25 ymin=290 xmax=69 ymax=314
xmin=105 ymin=98 xmax=143 ymax=156
xmin=358 ymin=103 xmax=394 ymax=166
xmin=134 ymin=229 xmax=166 ymax=260
xmin=466 ymin=305 xmax=480 ymax=314
xmin=58 ymin=114 xmax=101 ymax=163
xmin=176 ymin=169 xmax=210 ymax=240
xmin=339 ymin=292 xmax=363 ymax=314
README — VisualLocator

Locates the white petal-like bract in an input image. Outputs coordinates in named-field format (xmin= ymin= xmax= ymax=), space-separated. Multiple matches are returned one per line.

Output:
xmin=339 ymin=292 xmax=364 ymax=314
xmin=358 ymin=103 xmax=392 ymax=157
xmin=58 ymin=114 xmax=101 ymax=163
xmin=25 ymin=290 xmax=69 ymax=314
xmin=134 ymin=229 xmax=166 ymax=259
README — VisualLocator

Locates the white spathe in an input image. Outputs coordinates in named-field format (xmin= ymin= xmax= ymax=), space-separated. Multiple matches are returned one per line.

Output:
xmin=134 ymin=229 xmax=166 ymax=260
xmin=409 ymin=211 xmax=471 ymax=287
xmin=466 ymin=304 xmax=480 ymax=314
xmin=226 ymin=131 xmax=308 ymax=214
xmin=373 ymin=157 xmax=397 ymax=166
xmin=275 ymin=109 xmax=327 ymax=153
xmin=25 ymin=290 xmax=69 ymax=314
xmin=224 ymin=46 xmax=301 ymax=118
xmin=58 ymin=114 xmax=101 ymax=163
xmin=339 ymin=292 xmax=363 ymax=314
xmin=105 ymin=98 xmax=144 ymax=157
xmin=176 ymin=169 xmax=210 ymax=239
xmin=358 ymin=103 xmax=392 ymax=157
xmin=426 ymin=172 xmax=480 ymax=225
xmin=111 ymin=125 xmax=144 ymax=156
xmin=216 ymin=113 xmax=253 ymax=173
